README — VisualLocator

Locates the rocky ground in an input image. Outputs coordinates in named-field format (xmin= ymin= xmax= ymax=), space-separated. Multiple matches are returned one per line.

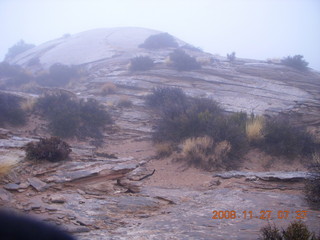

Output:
xmin=1 ymin=27 xmax=320 ymax=239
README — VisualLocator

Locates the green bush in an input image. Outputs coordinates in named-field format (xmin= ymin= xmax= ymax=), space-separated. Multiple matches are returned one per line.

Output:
xmin=259 ymin=221 xmax=320 ymax=240
xmin=169 ymin=49 xmax=201 ymax=71
xmin=262 ymin=117 xmax=316 ymax=158
xmin=129 ymin=56 xmax=154 ymax=71
xmin=281 ymin=55 xmax=309 ymax=71
xmin=36 ymin=63 xmax=78 ymax=87
xmin=25 ymin=137 xmax=71 ymax=162
xmin=0 ymin=92 xmax=26 ymax=126
xmin=36 ymin=92 xmax=112 ymax=138
xmin=139 ymin=32 xmax=178 ymax=49
xmin=5 ymin=40 xmax=35 ymax=60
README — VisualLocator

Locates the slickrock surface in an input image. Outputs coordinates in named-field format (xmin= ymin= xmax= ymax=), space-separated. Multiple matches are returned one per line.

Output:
xmin=1 ymin=27 xmax=320 ymax=239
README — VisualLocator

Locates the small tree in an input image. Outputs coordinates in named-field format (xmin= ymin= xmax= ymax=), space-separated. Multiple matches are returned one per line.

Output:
xmin=5 ymin=40 xmax=35 ymax=60
xmin=169 ymin=49 xmax=201 ymax=71
xmin=227 ymin=52 xmax=236 ymax=62
xmin=129 ymin=56 xmax=154 ymax=71
xmin=281 ymin=55 xmax=309 ymax=71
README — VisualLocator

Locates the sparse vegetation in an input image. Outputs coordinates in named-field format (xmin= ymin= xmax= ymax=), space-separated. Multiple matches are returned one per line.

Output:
xmin=100 ymin=82 xmax=117 ymax=95
xmin=168 ymin=49 xmax=201 ymax=71
xmin=147 ymin=87 xmax=248 ymax=169
xmin=139 ymin=32 xmax=178 ymax=49
xmin=5 ymin=40 xmax=35 ymax=60
xmin=25 ymin=137 xmax=71 ymax=162
xmin=36 ymin=91 xmax=112 ymax=138
xmin=259 ymin=221 xmax=320 ymax=240
xmin=281 ymin=55 xmax=309 ymax=71
xmin=305 ymin=153 xmax=320 ymax=205
xmin=0 ymin=92 xmax=26 ymax=126
xmin=129 ymin=56 xmax=154 ymax=71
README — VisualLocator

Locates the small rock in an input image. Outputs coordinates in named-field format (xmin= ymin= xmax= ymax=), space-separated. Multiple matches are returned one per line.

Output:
xmin=4 ymin=183 xmax=20 ymax=191
xmin=49 ymin=195 xmax=66 ymax=204
xmin=0 ymin=188 xmax=12 ymax=201
xmin=28 ymin=177 xmax=48 ymax=192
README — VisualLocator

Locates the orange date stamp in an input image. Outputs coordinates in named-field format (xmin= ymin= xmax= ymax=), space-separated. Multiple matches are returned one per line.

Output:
xmin=212 ymin=210 xmax=308 ymax=220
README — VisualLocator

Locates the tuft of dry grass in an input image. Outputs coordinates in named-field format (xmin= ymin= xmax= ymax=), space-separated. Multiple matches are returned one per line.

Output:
xmin=246 ymin=115 xmax=264 ymax=142
xmin=182 ymin=136 xmax=214 ymax=169
xmin=20 ymin=97 xmax=37 ymax=112
xmin=100 ymin=82 xmax=117 ymax=95
xmin=155 ymin=142 xmax=173 ymax=158
xmin=117 ymin=96 xmax=133 ymax=108
xmin=0 ymin=162 xmax=14 ymax=177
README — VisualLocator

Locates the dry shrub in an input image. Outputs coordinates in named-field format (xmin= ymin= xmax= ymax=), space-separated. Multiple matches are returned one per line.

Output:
xmin=117 ymin=96 xmax=133 ymax=108
xmin=129 ymin=56 xmax=154 ymax=71
xmin=100 ymin=82 xmax=117 ymax=95
xmin=259 ymin=223 xmax=282 ymax=240
xmin=25 ymin=137 xmax=71 ymax=162
xmin=246 ymin=115 xmax=264 ymax=142
xmin=0 ymin=162 xmax=14 ymax=177
xmin=155 ymin=142 xmax=173 ymax=158
xmin=0 ymin=92 xmax=26 ymax=126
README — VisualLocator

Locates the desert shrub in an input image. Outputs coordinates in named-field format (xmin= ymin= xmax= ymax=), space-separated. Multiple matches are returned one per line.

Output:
xmin=305 ymin=153 xmax=320 ymax=205
xmin=246 ymin=115 xmax=265 ymax=143
xmin=25 ymin=137 xmax=71 ymax=162
xmin=117 ymin=96 xmax=133 ymax=108
xmin=259 ymin=221 xmax=320 ymax=240
xmin=36 ymin=92 xmax=112 ymax=138
xmin=180 ymin=136 xmax=232 ymax=170
xmin=5 ymin=40 xmax=35 ymax=60
xmin=169 ymin=49 xmax=201 ymax=71
xmin=100 ymin=82 xmax=117 ymax=95
xmin=155 ymin=142 xmax=174 ymax=158
xmin=0 ymin=92 xmax=26 ymax=126
xmin=129 ymin=56 xmax=154 ymax=71
xmin=259 ymin=223 xmax=283 ymax=240
xmin=36 ymin=63 xmax=78 ymax=87
xmin=262 ymin=117 xmax=316 ymax=158
xmin=227 ymin=52 xmax=236 ymax=61
xmin=145 ymin=87 xmax=188 ymax=112
xmin=281 ymin=55 xmax=309 ymax=71
xmin=78 ymin=98 xmax=112 ymax=138
xmin=139 ymin=32 xmax=178 ymax=49
xmin=0 ymin=62 xmax=31 ymax=87
xmin=147 ymin=88 xmax=248 ymax=166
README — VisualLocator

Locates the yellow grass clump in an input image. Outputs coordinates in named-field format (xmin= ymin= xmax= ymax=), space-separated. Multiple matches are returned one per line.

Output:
xmin=155 ymin=142 xmax=173 ymax=158
xmin=20 ymin=97 xmax=37 ymax=112
xmin=246 ymin=115 xmax=265 ymax=142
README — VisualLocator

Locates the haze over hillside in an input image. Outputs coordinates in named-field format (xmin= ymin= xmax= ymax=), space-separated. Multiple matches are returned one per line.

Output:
xmin=1 ymin=27 xmax=320 ymax=240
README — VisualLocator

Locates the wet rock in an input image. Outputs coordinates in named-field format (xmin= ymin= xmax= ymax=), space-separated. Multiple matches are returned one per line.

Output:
xmin=49 ymin=195 xmax=66 ymax=204
xmin=28 ymin=177 xmax=48 ymax=191
xmin=0 ymin=188 xmax=12 ymax=201
xmin=112 ymin=163 xmax=138 ymax=172
xmin=4 ymin=183 xmax=20 ymax=191
xmin=116 ymin=179 xmax=141 ymax=193
xmin=214 ymin=171 xmax=310 ymax=182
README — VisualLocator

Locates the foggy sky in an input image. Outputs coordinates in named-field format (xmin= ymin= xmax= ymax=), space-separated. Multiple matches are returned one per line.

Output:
xmin=1 ymin=0 xmax=319 ymax=70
